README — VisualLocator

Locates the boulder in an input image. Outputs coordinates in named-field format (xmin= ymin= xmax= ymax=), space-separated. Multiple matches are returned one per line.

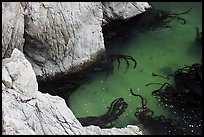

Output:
xmin=2 ymin=2 xmax=151 ymax=81
xmin=102 ymin=2 xmax=151 ymax=20
xmin=2 ymin=49 xmax=144 ymax=135
xmin=22 ymin=2 xmax=150 ymax=81
xmin=23 ymin=2 xmax=105 ymax=81
xmin=2 ymin=2 xmax=25 ymax=59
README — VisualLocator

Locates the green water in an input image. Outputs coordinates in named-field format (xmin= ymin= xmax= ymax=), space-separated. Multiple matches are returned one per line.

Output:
xmin=68 ymin=2 xmax=202 ymax=134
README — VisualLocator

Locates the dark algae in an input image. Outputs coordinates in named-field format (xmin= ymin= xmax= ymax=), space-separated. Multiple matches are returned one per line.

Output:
xmin=38 ymin=2 xmax=202 ymax=135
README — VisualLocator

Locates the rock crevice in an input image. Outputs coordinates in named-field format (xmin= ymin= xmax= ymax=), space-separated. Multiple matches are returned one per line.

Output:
xmin=2 ymin=2 xmax=151 ymax=135
xmin=2 ymin=2 xmax=151 ymax=81
xmin=2 ymin=49 xmax=144 ymax=135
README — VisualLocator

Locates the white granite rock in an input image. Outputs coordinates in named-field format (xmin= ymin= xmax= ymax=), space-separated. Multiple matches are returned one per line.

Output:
xmin=2 ymin=67 xmax=13 ymax=88
xmin=102 ymin=2 xmax=151 ymax=20
xmin=2 ymin=48 xmax=38 ymax=97
xmin=2 ymin=3 xmax=152 ymax=133
xmin=2 ymin=48 xmax=144 ymax=135
xmin=22 ymin=2 xmax=150 ymax=81
xmin=2 ymin=2 xmax=25 ymax=58
xmin=2 ymin=2 xmax=151 ymax=81
xmin=23 ymin=2 xmax=105 ymax=81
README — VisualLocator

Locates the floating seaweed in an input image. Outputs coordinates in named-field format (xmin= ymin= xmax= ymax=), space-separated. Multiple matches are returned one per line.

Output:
xmin=77 ymin=98 xmax=128 ymax=128
xmin=91 ymin=53 xmax=137 ymax=77
xmin=146 ymin=63 xmax=202 ymax=135
xmin=102 ymin=7 xmax=192 ymax=46
xmin=130 ymin=89 xmax=185 ymax=135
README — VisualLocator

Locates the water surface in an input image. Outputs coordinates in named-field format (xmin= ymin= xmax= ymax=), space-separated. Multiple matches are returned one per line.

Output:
xmin=68 ymin=2 xmax=202 ymax=135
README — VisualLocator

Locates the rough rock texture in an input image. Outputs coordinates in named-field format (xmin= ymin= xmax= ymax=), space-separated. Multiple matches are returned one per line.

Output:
xmin=2 ymin=2 xmax=151 ymax=81
xmin=2 ymin=49 xmax=144 ymax=135
xmin=23 ymin=2 xmax=105 ymax=81
xmin=2 ymin=3 xmax=151 ymax=134
xmin=22 ymin=2 xmax=150 ymax=81
xmin=2 ymin=2 xmax=25 ymax=59
xmin=102 ymin=2 xmax=151 ymax=20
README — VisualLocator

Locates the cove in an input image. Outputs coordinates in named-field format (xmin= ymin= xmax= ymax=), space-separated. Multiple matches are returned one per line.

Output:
xmin=68 ymin=2 xmax=202 ymax=135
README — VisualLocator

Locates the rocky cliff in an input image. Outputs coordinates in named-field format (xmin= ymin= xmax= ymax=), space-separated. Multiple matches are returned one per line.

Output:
xmin=2 ymin=2 xmax=24 ymax=59
xmin=2 ymin=49 xmax=144 ymax=135
xmin=2 ymin=2 xmax=151 ymax=135
xmin=2 ymin=2 xmax=151 ymax=81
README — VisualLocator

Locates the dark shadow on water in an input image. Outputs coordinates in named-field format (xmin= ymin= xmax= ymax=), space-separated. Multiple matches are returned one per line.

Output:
xmin=159 ymin=66 xmax=174 ymax=75
xmin=186 ymin=41 xmax=202 ymax=61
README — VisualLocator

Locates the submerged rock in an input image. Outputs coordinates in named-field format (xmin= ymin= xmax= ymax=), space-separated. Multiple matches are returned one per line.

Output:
xmin=2 ymin=49 xmax=144 ymax=135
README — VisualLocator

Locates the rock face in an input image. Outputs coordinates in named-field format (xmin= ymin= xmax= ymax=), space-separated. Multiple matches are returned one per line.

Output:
xmin=102 ymin=2 xmax=150 ymax=20
xmin=22 ymin=2 xmax=150 ymax=81
xmin=2 ymin=3 xmax=151 ymax=135
xmin=23 ymin=2 xmax=105 ymax=81
xmin=2 ymin=2 xmax=25 ymax=59
xmin=2 ymin=49 xmax=144 ymax=135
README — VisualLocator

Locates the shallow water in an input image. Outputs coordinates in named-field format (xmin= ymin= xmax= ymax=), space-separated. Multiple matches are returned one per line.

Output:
xmin=68 ymin=2 xmax=202 ymax=135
